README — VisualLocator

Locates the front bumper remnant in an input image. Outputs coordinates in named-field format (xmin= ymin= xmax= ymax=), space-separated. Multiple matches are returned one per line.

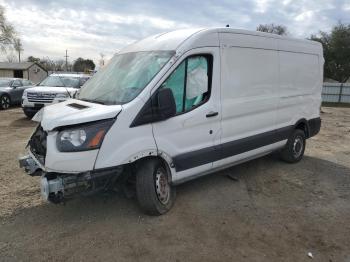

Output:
xmin=19 ymin=155 xmax=42 ymax=176
xmin=19 ymin=154 xmax=124 ymax=203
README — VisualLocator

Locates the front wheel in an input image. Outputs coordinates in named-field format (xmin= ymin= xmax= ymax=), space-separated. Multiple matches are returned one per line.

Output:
xmin=136 ymin=158 xmax=176 ymax=215
xmin=0 ymin=95 xmax=11 ymax=110
xmin=279 ymin=129 xmax=306 ymax=163
xmin=23 ymin=108 xmax=36 ymax=119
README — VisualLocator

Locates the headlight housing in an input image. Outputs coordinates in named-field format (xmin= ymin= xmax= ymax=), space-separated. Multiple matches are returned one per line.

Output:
xmin=22 ymin=91 xmax=27 ymax=98
xmin=56 ymin=119 xmax=114 ymax=152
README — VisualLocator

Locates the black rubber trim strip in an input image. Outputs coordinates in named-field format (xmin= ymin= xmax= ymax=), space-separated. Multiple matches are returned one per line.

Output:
xmin=173 ymin=125 xmax=294 ymax=172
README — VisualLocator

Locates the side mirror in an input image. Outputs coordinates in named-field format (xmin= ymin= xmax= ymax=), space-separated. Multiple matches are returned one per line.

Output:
xmin=157 ymin=88 xmax=176 ymax=120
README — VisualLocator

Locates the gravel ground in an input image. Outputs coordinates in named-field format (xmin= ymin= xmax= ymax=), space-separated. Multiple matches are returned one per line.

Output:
xmin=0 ymin=107 xmax=349 ymax=262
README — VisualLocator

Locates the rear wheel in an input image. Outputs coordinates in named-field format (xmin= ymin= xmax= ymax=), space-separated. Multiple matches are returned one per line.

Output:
xmin=136 ymin=158 xmax=176 ymax=215
xmin=280 ymin=129 xmax=306 ymax=163
xmin=0 ymin=95 xmax=11 ymax=110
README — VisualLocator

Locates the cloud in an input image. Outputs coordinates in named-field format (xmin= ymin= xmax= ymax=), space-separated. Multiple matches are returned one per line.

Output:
xmin=0 ymin=0 xmax=349 ymax=65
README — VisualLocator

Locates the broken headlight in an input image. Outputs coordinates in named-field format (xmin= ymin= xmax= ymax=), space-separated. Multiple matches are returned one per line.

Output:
xmin=56 ymin=119 xmax=114 ymax=152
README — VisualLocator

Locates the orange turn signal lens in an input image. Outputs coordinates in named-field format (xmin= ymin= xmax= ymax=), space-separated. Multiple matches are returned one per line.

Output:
xmin=87 ymin=130 xmax=106 ymax=148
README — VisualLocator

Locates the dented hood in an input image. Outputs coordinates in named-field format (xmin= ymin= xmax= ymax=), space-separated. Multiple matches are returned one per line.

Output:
xmin=34 ymin=99 xmax=122 ymax=131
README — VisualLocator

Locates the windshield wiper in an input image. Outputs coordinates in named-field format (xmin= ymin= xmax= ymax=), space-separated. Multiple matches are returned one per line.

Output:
xmin=63 ymin=87 xmax=72 ymax=98
xmin=79 ymin=98 xmax=105 ymax=105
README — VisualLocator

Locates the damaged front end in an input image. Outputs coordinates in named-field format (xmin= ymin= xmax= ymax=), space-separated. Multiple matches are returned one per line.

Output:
xmin=19 ymin=125 xmax=123 ymax=204
xmin=39 ymin=167 xmax=123 ymax=203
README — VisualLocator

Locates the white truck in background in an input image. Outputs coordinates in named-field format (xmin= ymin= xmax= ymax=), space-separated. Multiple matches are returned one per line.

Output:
xmin=22 ymin=73 xmax=90 ymax=118
xmin=19 ymin=28 xmax=323 ymax=215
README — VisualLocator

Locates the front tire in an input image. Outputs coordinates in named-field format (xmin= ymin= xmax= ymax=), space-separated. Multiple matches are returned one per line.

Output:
xmin=136 ymin=158 xmax=176 ymax=215
xmin=23 ymin=108 xmax=36 ymax=119
xmin=0 ymin=95 xmax=11 ymax=110
xmin=280 ymin=129 xmax=306 ymax=163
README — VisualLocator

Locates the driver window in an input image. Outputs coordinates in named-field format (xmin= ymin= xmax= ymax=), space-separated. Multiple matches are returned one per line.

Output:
xmin=12 ymin=80 xmax=22 ymax=87
xmin=161 ymin=54 xmax=211 ymax=114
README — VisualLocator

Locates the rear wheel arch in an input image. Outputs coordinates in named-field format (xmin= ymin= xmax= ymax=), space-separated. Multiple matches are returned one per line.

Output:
xmin=294 ymin=119 xmax=310 ymax=138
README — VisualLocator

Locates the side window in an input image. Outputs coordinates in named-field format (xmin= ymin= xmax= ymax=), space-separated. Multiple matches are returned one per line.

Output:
xmin=23 ymin=80 xmax=33 ymax=86
xmin=161 ymin=61 xmax=185 ymax=113
xmin=161 ymin=55 xmax=211 ymax=114
xmin=12 ymin=80 xmax=22 ymax=87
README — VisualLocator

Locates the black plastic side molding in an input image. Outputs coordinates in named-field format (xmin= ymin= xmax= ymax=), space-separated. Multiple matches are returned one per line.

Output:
xmin=308 ymin=117 xmax=321 ymax=137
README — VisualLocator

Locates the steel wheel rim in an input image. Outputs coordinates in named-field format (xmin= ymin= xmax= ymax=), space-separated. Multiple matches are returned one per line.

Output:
xmin=155 ymin=167 xmax=170 ymax=205
xmin=293 ymin=136 xmax=303 ymax=158
xmin=1 ymin=96 xmax=10 ymax=109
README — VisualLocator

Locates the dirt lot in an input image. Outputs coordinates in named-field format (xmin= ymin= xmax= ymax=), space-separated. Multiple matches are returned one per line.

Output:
xmin=0 ymin=107 xmax=349 ymax=262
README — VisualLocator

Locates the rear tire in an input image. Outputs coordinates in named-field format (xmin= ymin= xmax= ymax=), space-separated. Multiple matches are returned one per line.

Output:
xmin=136 ymin=158 xmax=176 ymax=216
xmin=0 ymin=95 xmax=11 ymax=110
xmin=280 ymin=129 xmax=306 ymax=163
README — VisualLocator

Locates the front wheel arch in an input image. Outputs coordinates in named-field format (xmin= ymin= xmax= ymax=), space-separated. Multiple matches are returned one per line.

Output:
xmin=134 ymin=156 xmax=173 ymax=183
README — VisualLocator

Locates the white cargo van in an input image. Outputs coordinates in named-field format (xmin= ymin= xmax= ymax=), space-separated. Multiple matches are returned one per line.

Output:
xmin=19 ymin=28 xmax=323 ymax=215
xmin=22 ymin=73 xmax=91 ymax=118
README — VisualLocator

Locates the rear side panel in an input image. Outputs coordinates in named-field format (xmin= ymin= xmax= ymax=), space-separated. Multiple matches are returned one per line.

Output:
xmin=215 ymin=33 xmax=280 ymax=168
xmin=276 ymin=38 xmax=323 ymax=129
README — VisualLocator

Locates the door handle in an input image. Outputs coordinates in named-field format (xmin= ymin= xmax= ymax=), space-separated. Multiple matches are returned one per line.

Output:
xmin=206 ymin=111 xmax=219 ymax=118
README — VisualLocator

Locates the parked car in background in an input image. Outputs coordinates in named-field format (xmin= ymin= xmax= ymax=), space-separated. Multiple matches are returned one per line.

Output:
xmin=0 ymin=78 xmax=34 ymax=110
xmin=22 ymin=73 xmax=91 ymax=118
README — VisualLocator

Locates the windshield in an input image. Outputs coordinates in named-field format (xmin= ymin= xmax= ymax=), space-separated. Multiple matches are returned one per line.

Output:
xmin=39 ymin=76 xmax=80 ymax=88
xmin=0 ymin=80 xmax=11 ymax=87
xmin=78 ymin=51 xmax=174 ymax=105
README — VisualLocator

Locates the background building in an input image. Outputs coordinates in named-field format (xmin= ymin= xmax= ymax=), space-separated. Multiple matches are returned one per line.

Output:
xmin=0 ymin=62 xmax=48 ymax=83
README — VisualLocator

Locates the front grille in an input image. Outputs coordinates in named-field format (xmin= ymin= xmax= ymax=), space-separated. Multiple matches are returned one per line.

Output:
xmin=27 ymin=92 xmax=56 ymax=103
xmin=29 ymin=125 xmax=47 ymax=164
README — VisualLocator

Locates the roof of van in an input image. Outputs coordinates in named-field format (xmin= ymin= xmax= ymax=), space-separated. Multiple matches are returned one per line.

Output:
xmin=119 ymin=27 xmax=322 ymax=55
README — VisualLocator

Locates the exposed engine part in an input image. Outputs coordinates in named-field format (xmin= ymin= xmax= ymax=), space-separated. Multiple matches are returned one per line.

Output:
xmin=41 ymin=176 xmax=64 ymax=203
xmin=41 ymin=166 xmax=124 ymax=203
xmin=19 ymin=155 xmax=41 ymax=176
xmin=28 ymin=125 xmax=47 ymax=165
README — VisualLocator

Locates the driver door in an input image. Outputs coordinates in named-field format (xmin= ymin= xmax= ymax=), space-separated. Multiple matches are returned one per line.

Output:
xmin=11 ymin=79 xmax=24 ymax=103
xmin=152 ymin=47 xmax=221 ymax=182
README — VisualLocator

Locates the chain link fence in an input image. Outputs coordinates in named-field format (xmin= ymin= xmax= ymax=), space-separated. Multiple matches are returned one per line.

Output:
xmin=322 ymin=83 xmax=350 ymax=103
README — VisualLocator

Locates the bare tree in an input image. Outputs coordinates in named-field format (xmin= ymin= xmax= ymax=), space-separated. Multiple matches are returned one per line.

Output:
xmin=6 ymin=52 xmax=16 ymax=62
xmin=0 ymin=5 xmax=16 ymax=53
xmin=257 ymin=23 xmax=288 ymax=35
xmin=13 ymin=38 xmax=23 ymax=62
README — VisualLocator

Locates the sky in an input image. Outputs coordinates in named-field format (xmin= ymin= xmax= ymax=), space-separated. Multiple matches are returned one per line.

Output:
xmin=1 ymin=0 xmax=350 ymax=66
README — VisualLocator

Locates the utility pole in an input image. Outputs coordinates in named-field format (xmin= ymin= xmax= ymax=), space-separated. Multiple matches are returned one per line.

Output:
xmin=100 ymin=53 xmax=105 ymax=67
xmin=64 ymin=50 xmax=69 ymax=71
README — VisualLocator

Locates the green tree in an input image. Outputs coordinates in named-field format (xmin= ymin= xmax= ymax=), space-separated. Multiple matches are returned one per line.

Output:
xmin=257 ymin=23 xmax=287 ymax=35
xmin=0 ymin=5 xmax=16 ymax=52
xmin=27 ymin=56 xmax=40 ymax=63
xmin=311 ymin=22 xmax=350 ymax=83
xmin=73 ymin=58 xmax=95 ymax=72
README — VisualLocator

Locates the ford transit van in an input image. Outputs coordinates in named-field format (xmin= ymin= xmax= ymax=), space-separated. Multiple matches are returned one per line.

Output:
xmin=19 ymin=28 xmax=323 ymax=215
